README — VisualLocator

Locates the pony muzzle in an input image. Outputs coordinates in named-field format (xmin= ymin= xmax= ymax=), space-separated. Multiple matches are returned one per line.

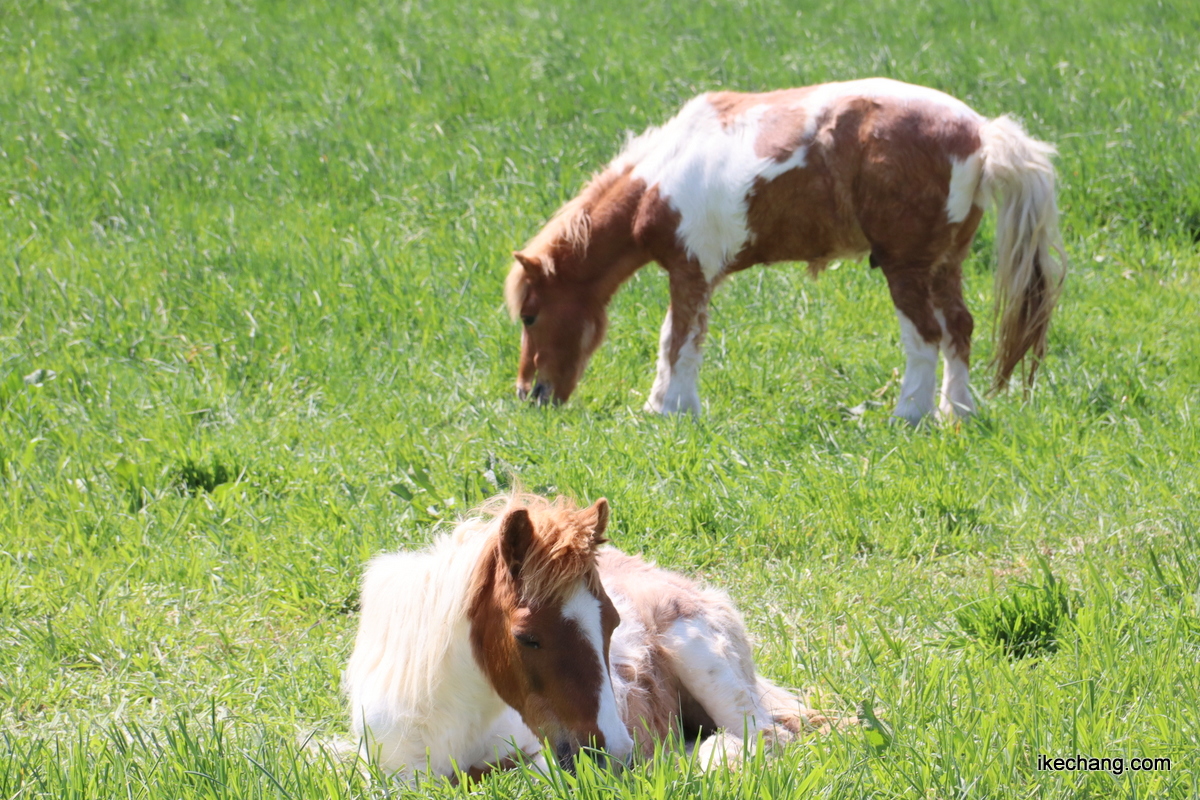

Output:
xmin=528 ymin=381 xmax=558 ymax=406
xmin=515 ymin=380 xmax=557 ymax=405
xmin=551 ymin=737 xmax=625 ymax=774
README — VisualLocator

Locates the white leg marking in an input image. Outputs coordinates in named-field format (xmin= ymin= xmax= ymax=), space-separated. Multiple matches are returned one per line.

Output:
xmin=694 ymin=731 xmax=749 ymax=771
xmin=645 ymin=309 xmax=704 ymax=415
xmin=894 ymin=311 xmax=939 ymax=425
xmin=936 ymin=310 xmax=975 ymax=420
xmin=561 ymin=583 xmax=635 ymax=762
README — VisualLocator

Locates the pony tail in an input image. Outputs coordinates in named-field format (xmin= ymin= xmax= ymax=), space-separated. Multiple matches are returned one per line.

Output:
xmin=976 ymin=115 xmax=1067 ymax=392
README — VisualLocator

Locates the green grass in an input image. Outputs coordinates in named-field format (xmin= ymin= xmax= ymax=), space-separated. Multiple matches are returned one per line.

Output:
xmin=2 ymin=0 xmax=1199 ymax=796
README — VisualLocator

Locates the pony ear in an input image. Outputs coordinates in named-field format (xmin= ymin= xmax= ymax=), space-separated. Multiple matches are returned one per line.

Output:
xmin=499 ymin=507 xmax=535 ymax=580
xmin=513 ymin=251 xmax=545 ymax=279
xmin=581 ymin=498 xmax=609 ymax=545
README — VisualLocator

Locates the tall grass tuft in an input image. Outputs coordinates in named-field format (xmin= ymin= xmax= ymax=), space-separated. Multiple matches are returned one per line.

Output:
xmin=956 ymin=560 xmax=1076 ymax=659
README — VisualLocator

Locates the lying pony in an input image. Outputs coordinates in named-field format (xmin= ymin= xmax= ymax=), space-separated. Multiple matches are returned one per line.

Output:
xmin=342 ymin=494 xmax=835 ymax=781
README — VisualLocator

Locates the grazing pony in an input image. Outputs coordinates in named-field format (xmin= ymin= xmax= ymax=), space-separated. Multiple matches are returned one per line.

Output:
xmin=343 ymin=494 xmax=826 ymax=781
xmin=504 ymin=78 xmax=1066 ymax=423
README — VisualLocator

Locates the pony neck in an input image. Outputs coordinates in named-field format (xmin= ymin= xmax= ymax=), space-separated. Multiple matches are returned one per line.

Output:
xmin=550 ymin=168 xmax=653 ymax=301
xmin=346 ymin=522 xmax=516 ymax=777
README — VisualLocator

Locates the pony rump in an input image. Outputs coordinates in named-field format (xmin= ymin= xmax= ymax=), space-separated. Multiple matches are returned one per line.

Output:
xmin=976 ymin=115 xmax=1067 ymax=390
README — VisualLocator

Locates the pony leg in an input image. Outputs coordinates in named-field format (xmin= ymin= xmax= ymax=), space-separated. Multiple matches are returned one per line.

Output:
xmin=645 ymin=264 xmax=712 ymax=415
xmin=883 ymin=267 xmax=943 ymax=425
xmin=933 ymin=266 xmax=976 ymax=420
xmin=661 ymin=614 xmax=771 ymax=759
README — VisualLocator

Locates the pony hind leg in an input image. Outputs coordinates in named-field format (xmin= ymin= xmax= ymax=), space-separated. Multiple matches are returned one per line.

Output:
xmin=882 ymin=266 xmax=944 ymax=425
xmin=645 ymin=262 xmax=713 ymax=416
xmin=932 ymin=264 xmax=976 ymax=420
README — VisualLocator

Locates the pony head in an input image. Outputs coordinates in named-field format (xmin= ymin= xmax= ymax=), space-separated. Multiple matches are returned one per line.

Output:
xmin=468 ymin=496 xmax=634 ymax=769
xmin=505 ymin=248 xmax=609 ymax=406
xmin=505 ymin=169 xmax=650 ymax=406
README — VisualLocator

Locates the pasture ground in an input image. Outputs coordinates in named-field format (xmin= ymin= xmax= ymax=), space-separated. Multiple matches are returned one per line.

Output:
xmin=2 ymin=0 xmax=1199 ymax=797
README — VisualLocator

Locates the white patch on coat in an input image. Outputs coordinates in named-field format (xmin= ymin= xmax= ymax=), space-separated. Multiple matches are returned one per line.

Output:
xmin=613 ymin=78 xmax=982 ymax=282
xmin=645 ymin=309 xmax=704 ymax=415
xmin=936 ymin=310 xmax=975 ymax=419
xmin=560 ymin=582 xmax=636 ymax=761
xmin=614 ymin=98 xmax=806 ymax=281
xmin=602 ymin=590 xmax=650 ymax=725
xmin=470 ymin=706 xmax=543 ymax=772
xmin=946 ymin=153 xmax=983 ymax=223
xmin=894 ymin=311 xmax=939 ymax=425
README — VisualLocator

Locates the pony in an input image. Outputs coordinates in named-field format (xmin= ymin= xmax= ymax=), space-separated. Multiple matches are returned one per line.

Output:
xmin=504 ymin=78 xmax=1066 ymax=424
xmin=342 ymin=494 xmax=829 ymax=782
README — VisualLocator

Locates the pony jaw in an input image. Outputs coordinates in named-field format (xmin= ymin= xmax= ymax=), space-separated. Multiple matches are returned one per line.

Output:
xmin=516 ymin=314 xmax=603 ymax=406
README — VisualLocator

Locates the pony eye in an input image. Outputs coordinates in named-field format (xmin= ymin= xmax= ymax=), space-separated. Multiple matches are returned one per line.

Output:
xmin=514 ymin=633 xmax=541 ymax=649
xmin=521 ymin=315 xmax=537 ymax=327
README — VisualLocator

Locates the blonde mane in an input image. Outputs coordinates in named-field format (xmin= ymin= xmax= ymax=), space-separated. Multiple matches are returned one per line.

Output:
xmin=344 ymin=494 xmax=604 ymax=735
xmin=344 ymin=513 xmax=496 ymax=732
xmin=503 ymin=170 xmax=623 ymax=319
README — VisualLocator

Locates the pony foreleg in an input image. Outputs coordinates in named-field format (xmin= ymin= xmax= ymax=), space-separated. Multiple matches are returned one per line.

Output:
xmin=645 ymin=274 xmax=712 ymax=415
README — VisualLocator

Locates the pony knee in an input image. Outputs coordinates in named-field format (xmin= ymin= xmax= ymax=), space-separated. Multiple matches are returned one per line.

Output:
xmin=939 ymin=305 xmax=974 ymax=362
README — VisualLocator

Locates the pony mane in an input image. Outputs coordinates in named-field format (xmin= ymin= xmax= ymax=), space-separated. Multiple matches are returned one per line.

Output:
xmin=345 ymin=493 xmax=605 ymax=730
xmin=504 ymin=169 xmax=624 ymax=319
xmin=344 ymin=513 xmax=496 ymax=730
xmin=473 ymin=492 xmax=606 ymax=603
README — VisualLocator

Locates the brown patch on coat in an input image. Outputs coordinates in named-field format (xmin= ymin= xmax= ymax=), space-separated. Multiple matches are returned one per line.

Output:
xmin=707 ymin=87 xmax=818 ymax=126
xmin=723 ymin=91 xmax=987 ymax=347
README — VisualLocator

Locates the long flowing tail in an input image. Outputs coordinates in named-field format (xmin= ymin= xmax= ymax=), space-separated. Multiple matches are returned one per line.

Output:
xmin=976 ymin=116 xmax=1067 ymax=391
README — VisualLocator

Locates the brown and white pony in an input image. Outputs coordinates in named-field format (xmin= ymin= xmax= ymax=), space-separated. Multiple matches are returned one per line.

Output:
xmin=343 ymin=494 xmax=825 ymax=781
xmin=505 ymin=78 xmax=1066 ymax=423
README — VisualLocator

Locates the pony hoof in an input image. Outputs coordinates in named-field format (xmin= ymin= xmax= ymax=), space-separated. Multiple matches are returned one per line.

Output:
xmin=891 ymin=409 xmax=929 ymax=427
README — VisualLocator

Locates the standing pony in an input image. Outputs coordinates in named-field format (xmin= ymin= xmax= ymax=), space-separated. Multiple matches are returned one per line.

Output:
xmin=343 ymin=494 xmax=827 ymax=781
xmin=504 ymin=78 xmax=1066 ymax=423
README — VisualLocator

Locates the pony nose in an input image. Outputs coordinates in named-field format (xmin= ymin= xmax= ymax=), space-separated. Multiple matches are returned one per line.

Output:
xmin=530 ymin=381 xmax=555 ymax=405
xmin=554 ymin=739 xmax=577 ymax=772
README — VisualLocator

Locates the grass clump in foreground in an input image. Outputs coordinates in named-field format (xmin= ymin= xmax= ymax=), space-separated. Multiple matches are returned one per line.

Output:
xmin=2 ymin=0 xmax=1199 ymax=797
xmin=956 ymin=560 xmax=1076 ymax=659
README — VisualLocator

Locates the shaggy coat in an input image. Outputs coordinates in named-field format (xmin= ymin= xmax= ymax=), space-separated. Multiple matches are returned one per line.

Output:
xmin=343 ymin=495 xmax=825 ymax=781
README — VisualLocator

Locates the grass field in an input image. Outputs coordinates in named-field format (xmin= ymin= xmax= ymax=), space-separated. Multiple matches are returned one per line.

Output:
xmin=2 ymin=0 xmax=1199 ymax=796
